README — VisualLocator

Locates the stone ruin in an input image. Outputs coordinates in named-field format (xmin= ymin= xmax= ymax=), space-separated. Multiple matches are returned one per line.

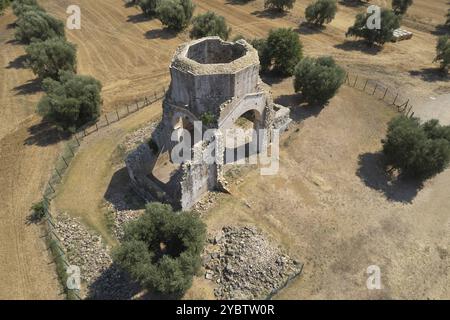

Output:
xmin=126 ymin=37 xmax=291 ymax=210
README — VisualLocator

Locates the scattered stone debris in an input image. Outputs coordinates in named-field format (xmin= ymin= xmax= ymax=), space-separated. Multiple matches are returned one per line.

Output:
xmin=54 ymin=214 xmax=140 ymax=299
xmin=54 ymin=214 xmax=112 ymax=286
xmin=202 ymin=226 xmax=302 ymax=300
xmin=107 ymin=206 xmax=143 ymax=240
xmin=121 ymin=122 xmax=158 ymax=153
xmin=192 ymin=191 xmax=221 ymax=214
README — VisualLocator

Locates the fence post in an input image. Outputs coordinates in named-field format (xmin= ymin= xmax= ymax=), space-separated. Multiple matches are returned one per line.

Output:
xmin=75 ymin=135 xmax=80 ymax=146
xmin=55 ymin=168 xmax=62 ymax=179
xmin=116 ymin=110 xmax=120 ymax=121
xmin=382 ymin=87 xmax=388 ymax=100
xmin=363 ymin=79 xmax=368 ymax=91
xmin=392 ymin=93 xmax=399 ymax=106
xmin=353 ymin=75 xmax=358 ymax=88
xmin=48 ymin=182 xmax=55 ymax=193
xmin=61 ymin=156 xmax=69 ymax=168
xmin=95 ymin=123 xmax=99 ymax=132
xmin=105 ymin=114 xmax=109 ymax=125
xmin=372 ymin=84 xmax=378 ymax=95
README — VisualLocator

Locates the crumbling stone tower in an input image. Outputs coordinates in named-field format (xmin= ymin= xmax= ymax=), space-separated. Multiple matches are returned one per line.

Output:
xmin=126 ymin=37 xmax=291 ymax=210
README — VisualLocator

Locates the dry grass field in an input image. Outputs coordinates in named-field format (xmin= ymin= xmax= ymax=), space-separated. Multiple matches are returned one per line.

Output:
xmin=0 ymin=0 xmax=449 ymax=299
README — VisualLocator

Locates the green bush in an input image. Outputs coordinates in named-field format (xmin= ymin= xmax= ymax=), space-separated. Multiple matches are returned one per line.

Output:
xmin=382 ymin=116 xmax=450 ymax=180
xmin=293 ymin=56 xmax=345 ymax=104
xmin=37 ymin=71 xmax=102 ymax=132
xmin=113 ymin=203 xmax=206 ymax=297
xmin=305 ymin=0 xmax=337 ymax=26
xmin=258 ymin=28 xmax=302 ymax=76
xmin=434 ymin=35 xmax=450 ymax=71
xmin=156 ymin=0 xmax=194 ymax=31
xmin=190 ymin=11 xmax=231 ymax=40
xmin=30 ymin=200 xmax=46 ymax=222
xmin=264 ymin=0 xmax=295 ymax=12
xmin=25 ymin=38 xmax=77 ymax=80
xmin=346 ymin=9 xmax=400 ymax=46
xmin=392 ymin=0 xmax=413 ymax=15
xmin=15 ymin=9 xmax=65 ymax=43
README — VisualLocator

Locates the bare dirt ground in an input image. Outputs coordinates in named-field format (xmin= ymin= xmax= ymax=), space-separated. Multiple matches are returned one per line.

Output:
xmin=0 ymin=0 xmax=449 ymax=299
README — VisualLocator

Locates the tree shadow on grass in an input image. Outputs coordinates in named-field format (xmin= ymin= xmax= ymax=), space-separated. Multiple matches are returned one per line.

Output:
xmin=338 ymin=0 xmax=367 ymax=7
xmin=127 ymin=13 xmax=151 ymax=24
xmin=13 ymin=78 xmax=42 ymax=95
xmin=7 ymin=54 xmax=28 ymax=69
xmin=145 ymin=28 xmax=177 ymax=40
xmin=334 ymin=40 xmax=383 ymax=55
xmin=260 ymin=72 xmax=285 ymax=85
xmin=274 ymin=93 xmax=327 ymax=122
xmin=356 ymin=152 xmax=422 ymax=203
xmin=409 ymin=68 xmax=448 ymax=83
xmin=104 ymin=167 xmax=146 ymax=211
xmin=251 ymin=9 xmax=288 ymax=19
xmin=294 ymin=22 xmax=326 ymax=35
xmin=431 ymin=24 xmax=449 ymax=36
xmin=23 ymin=121 xmax=71 ymax=147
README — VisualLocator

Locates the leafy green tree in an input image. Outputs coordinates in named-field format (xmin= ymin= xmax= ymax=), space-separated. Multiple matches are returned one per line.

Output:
xmin=346 ymin=9 xmax=400 ymax=46
xmin=264 ymin=0 xmax=295 ymax=12
xmin=392 ymin=0 xmax=413 ymax=15
xmin=434 ymin=35 xmax=450 ymax=71
xmin=25 ymin=38 xmax=77 ymax=80
xmin=250 ymin=38 xmax=271 ymax=73
xmin=136 ymin=0 xmax=160 ymax=17
xmin=156 ymin=0 xmax=194 ymax=31
xmin=0 ymin=0 xmax=11 ymax=15
xmin=382 ymin=116 xmax=450 ymax=180
xmin=305 ymin=0 xmax=337 ymax=26
xmin=113 ymin=203 xmax=206 ymax=297
xmin=190 ymin=11 xmax=231 ymax=40
xmin=15 ymin=9 xmax=65 ymax=43
xmin=260 ymin=28 xmax=302 ymax=76
xmin=37 ymin=72 xmax=102 ymax=132
xmin=11 ymin=0 xmax=43 ymax=17
xmin=293 ymin=56 xmax=345 ymax=104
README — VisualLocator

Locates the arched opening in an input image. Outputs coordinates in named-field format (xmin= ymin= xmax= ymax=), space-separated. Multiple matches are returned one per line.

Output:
xmin=224 ymin=109 xmax=262 ymax=164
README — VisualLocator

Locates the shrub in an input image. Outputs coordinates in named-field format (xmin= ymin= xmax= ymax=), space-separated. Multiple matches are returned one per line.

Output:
xmin=392 ymin=0 xmax=413 ymax=15
xmin=259 ymin=28 xmax=302 ymax=76
xmin=382 ymin=116 xmax=450 ymax=179
xmin=25 ymin=38 xmax=77 ymax=80
xmin=293 ymin=56 xmax=345 ymax=104
xmin=264 ymin=0 xmax=295 ymax=12
xmin=15 ymin=9 xmax=65 ymax=43
xmin=156 ymin=0 xmax=194 ymax=31
xmin=0 ymin=0 xmax=11 ymax=15
xmin=190 ymin=11 xmax=231 ymax=40
xmin=37 ymin=71 xmax=102 ymax=132
xmin=434 ymin=35 xmax=450 ymax=71
xmin=113 ymin=203 xmax=206 ymax=297
xmin=305 ymin=0 xmax=337 ymax=26
xmin=30 ymin=200 xmax=46 ymax=222
xmin=346 ymin=9 xmax=400 ymax=46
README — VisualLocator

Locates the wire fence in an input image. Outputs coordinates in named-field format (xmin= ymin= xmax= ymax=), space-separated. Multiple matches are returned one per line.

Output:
xmin=36 ymin=87 xmax=167 ymax=300
xmin=344 ymin=72 xmax=415 ymax=118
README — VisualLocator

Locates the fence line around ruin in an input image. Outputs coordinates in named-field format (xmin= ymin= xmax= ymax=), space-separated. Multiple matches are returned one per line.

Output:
xmin=36 ymin=87 xmax=167 ymax=300
xmin=344 ymin=72 xmax=415 ymax=118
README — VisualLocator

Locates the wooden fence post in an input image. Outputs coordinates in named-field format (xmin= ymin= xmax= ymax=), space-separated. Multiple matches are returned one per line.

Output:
xmin=105 ymin=114 xmax=109 ymax=125
xmin=363 ymin=79 xmax=368 ymax=91
xmin=382 ymin=87 xmax=388 ymax=100
xmin=392 ymin=93 xmax=399 ymax=105
xmin=353 ymin=75 xmax=358 ymax=88
xmin=61 ymin=156 xmax=69 ymax=168
xmin=372 ymin=84 xmax=378 ymax=95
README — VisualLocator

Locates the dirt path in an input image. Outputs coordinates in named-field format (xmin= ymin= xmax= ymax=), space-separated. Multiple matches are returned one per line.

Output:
xmin=0 ymin=116 xmax=62 ymax=299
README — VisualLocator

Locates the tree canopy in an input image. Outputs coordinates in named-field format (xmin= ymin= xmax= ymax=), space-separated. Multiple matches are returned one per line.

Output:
xmin=15 ymin=9 xmax=65 ymax=43
xmin=256 ymin=28 xmax=303 ymax=76
xmin=305 ymin=0 xmax=337 ymax=26
xmin=293 ymin=56 xmax=346 ymax=104
xmin=190 ymin=11 xmax=231 ymax=40
xmin=434 ymin=35 xmax=450 ymax=72
xmin=37 ymin=72 xmax=102 ymax=132
xmin=392 ymin=0 xmax=413 ymax=15
xmin=25 ymin=37 xmax=77 ymax=80
xmin=113 ymin=203 xmax=206 ymax=297
xmin=346 ymin=9 xmax=400 ymax=46
xmin=264 ymin=0 xmax=295 ymax=12
xmin=382 ymin=116 xmax=450 ymax=180
xmin=156 ymin=0 xmax=194 ymax=31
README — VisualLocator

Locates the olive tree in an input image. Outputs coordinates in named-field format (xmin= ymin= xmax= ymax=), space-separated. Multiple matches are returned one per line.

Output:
xmin=293 ymin=56 xmax=345 ymax=104
xmin=382 ymin=116 xmax=450 ymax=180
xmin=434 ymin=35 xmax=450 ymax=71
xmin=190 ymin=11 xmax=231 ymax=40
xmin=37 ymin=72 xmax=102 ymax=132
xmin=392 ymin=0 xmax=413 ymax=15
xmin=264 ymin=0 xmax=296 ymax=12
xmin=113 ymin=203 xmax=206 ymax=297
xmin=15 ymin=10 xmax=65 ymax=43
xmin=25 ymin=38 xmax=77 ymax=80
xmin=346 ymin=8 xmax=400 ymax=46
xmin=156 ymin=0 xmax=194 ymax=31
xmin=256 ymin=28 xmax=303 ymax=76
xmin=305 ymin=0 xmax=337 ymax=26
